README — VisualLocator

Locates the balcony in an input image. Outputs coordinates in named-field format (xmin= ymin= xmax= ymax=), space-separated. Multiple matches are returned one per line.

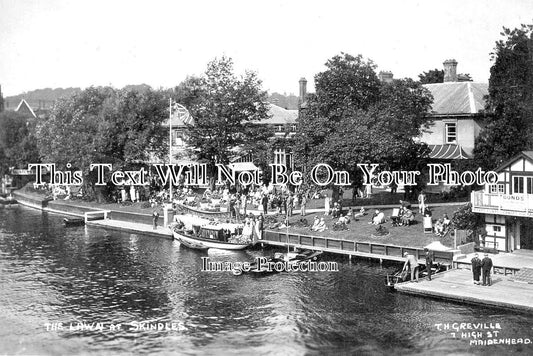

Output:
xmin=471 ymin=191 xmax=533 ymax=217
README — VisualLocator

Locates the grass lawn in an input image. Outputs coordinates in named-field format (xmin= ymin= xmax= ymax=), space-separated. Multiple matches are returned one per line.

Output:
xmin=301 ymin=187 xmax=469 ymax=210
xmin=267 ymin=204 xmax=466 ymax=248
xmin=18 ymin=185 xmax=468 ymax=249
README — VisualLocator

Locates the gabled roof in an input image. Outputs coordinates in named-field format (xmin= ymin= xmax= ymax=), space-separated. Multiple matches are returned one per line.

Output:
xmin=423 ymin=82 xmax=488 ymax=116
xmin=494 ymin=151 xmax=533 ymax=173
xmin=428 ymin=144 xmax=471 ymax=159
xmin=165 ymin=103 xmax=297 ymax=128
xmin=15 ymin=99 xmax=36 ymax=118
xmin=260 ymin=104 xmax=298 ymax=125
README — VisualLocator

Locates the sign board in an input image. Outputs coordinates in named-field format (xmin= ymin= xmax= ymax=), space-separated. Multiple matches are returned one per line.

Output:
xmin=500 ymin=194 xmax=527 ymax=211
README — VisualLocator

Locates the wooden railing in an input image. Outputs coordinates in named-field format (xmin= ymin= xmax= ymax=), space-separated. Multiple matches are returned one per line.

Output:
xmin=84 ymin=210 xmax=111 ymax=223
xmin=452 ymin=260 xmax=520 ymax=276
xmin=471 ymin=191 xmax=533 ymax=217
xmin=261 ymin=230 xmax=455 ymax=265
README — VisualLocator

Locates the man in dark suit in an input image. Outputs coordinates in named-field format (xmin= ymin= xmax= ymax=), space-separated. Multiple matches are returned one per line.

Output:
xmin=471 ymin=253 xmax=482 ymax=285
xmin=481 ymin=253 xmax=493 ymax=286
xmin=261 ymin=194 xmax=268 ymax=215
xmin=425 ymin=248 xmax=434 ymax=281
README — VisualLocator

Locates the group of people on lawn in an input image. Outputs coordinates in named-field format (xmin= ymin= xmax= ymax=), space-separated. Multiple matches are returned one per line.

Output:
xmin=308 ymin=205 xmax=368 ymax=232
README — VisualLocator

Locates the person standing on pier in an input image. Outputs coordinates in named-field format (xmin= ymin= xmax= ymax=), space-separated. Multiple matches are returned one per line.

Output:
xmin=481 ymin=253 xmax=493 ymax=286
xmin=402 ymin=252 xmax=419 ymax=283
xmin=424 ymin=248 xmax=434 ymax=281
xmin=471 ymin=253 xmax=482 ymax=285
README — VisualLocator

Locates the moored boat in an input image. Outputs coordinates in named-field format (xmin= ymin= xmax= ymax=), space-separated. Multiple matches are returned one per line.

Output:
xmin=0 ymin=195 xmax=17 ymax=206
xmin=233 ymin=249 xmax=324 ymax=275
xmin=170 ymin=214 xmax=252 ymax=251
xmin=174 ymin=234 xmax=210 ymax=251
xmin=64 ymin=217 xmax=85 ymax=227
xmin=172 ymin=228 xmax=250 ymax=250
xmin=386 ymin=263 xmax=447 ymax=290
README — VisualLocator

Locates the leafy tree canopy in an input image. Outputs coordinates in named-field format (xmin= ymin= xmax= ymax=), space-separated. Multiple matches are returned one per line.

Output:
xmin=418 ymin=69 xmax=444 ymax=84
xmin=474 ymin=24 xmax=533 ymax=169
xmin=178 ymin=56 xmax=270 ymax=179
xmin=36 ymin=86 xmax=169 ymax=190
xmin=0 ymin=110 xmax=40 ymax=175
xmin=294 ymin=53 xmax=433 ymax=195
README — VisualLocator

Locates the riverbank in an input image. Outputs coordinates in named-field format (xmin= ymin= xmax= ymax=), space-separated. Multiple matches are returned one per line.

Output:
xmin=11 ymin=189 xmax=533 ymax=314
xmin=12 ymin=188 xmax=465 ymax=248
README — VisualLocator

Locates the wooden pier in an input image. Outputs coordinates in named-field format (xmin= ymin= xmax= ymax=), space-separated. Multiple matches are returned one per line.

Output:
xmin=394 ymin=269 xmax=533 ymax=313
xmin=260 ymin=230 xmax=455 ymax=265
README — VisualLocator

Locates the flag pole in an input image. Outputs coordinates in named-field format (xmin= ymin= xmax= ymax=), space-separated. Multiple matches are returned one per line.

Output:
xmin=169 ymin=98 xmax=173 ymax=203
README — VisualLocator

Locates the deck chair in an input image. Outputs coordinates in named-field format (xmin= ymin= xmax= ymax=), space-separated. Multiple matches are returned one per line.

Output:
xmin=423 ymin=216 xmax=433 ymax=234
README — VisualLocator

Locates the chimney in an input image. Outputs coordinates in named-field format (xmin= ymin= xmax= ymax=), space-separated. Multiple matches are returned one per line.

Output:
xmin=378 ymin=71 xmax=394 ymax=83
xmin=299 ymin=77 xmax=307 ymax=105
xmin=443 ymin=59 xmax=458 ymax=82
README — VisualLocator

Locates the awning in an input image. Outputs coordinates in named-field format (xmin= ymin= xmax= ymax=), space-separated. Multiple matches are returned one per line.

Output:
xmin=228 ymin=162 xmax=259 ymax=171
xmin=428 ymin=144 xmax=471 ymax=159
xmin=424 ymin=241 xmax=452 ymax=251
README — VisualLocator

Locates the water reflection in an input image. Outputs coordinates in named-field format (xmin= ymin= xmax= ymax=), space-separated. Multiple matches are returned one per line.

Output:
xmin=0 ymin=206 xmax=532 ymax=355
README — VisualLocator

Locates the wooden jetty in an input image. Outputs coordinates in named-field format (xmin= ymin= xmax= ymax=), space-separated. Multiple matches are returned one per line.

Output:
xmin=394 ymin=269 xmax=533 ymax=313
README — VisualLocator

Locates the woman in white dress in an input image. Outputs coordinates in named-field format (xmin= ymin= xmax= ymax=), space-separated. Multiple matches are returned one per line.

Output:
xmin=324 ymin=195 xmax=330 ymax=215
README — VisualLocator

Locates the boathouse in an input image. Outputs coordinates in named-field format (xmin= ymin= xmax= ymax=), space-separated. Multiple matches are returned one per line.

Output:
xmin=471 ymin=151 xmax=533 ymax=252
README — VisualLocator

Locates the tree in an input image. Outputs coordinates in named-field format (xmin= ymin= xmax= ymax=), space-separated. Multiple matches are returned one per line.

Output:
xmin=182 ymin=56 xmax=270 ymax=184
xmin=293 ymin=53 xmax=433 ymax=199
xmin=36 ymin=86 xmax=169 ymax=200
xmin=0 ymin=111 xmax=40 ymax=176
xmin=451 ymin=202 xmax=484 ymax=242
xmin=418 ymin=69 xmax=444 ymax=84
xmin=474 ymin=24 xmax=533 ymax=170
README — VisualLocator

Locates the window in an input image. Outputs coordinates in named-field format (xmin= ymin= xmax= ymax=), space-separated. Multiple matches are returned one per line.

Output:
xmin=276 ymin=125 xmax=283 ymax=132
xmin=493 ymin=225 xmax=502 ymax=232
xmin=489 ymin=184 xmax=505 ymax=194
xmin=513 ymin=176 xmax=524 ymax=194
xmin=445 ymin=123 xmax=457 ymax=144
xmin=512 ymin=176 xmax=533 ymax=194
xmin=291 ymin=125 xmax=297 ymax=132
xmin=274 ymin=149 xmax=285 ymax=165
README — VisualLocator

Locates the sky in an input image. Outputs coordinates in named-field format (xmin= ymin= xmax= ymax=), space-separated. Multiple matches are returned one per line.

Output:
xmin=0 ymin=0 xmax=532 ymax=97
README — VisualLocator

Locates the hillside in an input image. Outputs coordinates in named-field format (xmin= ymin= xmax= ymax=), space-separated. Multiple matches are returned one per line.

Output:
xmin=3 ymin=86 xmax=300 ymax=111
xmin=4 ymin=87 xmax=81 ymax=110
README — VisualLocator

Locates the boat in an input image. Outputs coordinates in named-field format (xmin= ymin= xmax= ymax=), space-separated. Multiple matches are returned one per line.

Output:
xmin=172 ymin=228 xmax=250 ymax=250
xmin=233 ymin=249 xmax=323 ymax=275
xmin=64 ymin=217 xmax=85 ymax=227
xmin=175 ymin=202 xmax=229 ymax=220
xmin=386 ymin=263 xmax=447 ymax=290
xmin=0 ymin=195 xmax=17 ymax=206
xmin=170 ymin=214 xmax=251 ymax=251
xmin=174 ymin=234 xmax=209 ymax=251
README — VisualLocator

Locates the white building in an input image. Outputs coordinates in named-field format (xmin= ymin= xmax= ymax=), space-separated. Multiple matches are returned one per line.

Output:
xmin=471 ymin=151 xmax=533 ymax=251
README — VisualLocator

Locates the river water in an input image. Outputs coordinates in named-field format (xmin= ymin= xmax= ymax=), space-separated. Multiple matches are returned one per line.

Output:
xmin=0 ymin=206 xmax=532 ymax=355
